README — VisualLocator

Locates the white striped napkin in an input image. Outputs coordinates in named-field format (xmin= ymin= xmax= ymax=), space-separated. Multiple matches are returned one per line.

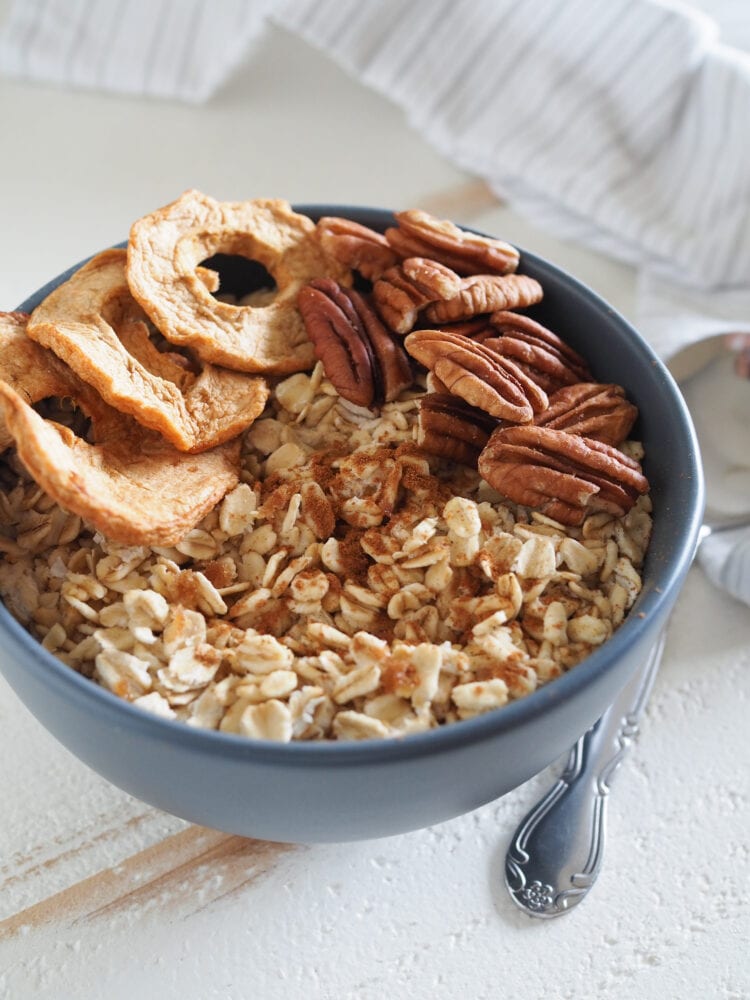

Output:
xmin=2 ymin=0 xmax=749 ymax=357
xmin=0 ymin=0 xmax=274 ymax=103
xmin=1 ymin=0 xmax=748 ymax=603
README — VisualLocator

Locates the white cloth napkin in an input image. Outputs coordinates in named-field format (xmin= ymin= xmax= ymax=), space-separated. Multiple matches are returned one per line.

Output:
xmin=0 ymin=0 xmax=275 ymax=103
xmin=1 ymin=0 xmax=749 ymax=603
xmin=699 ymin=527 xmax=750 ymax=606
xmin=3 ymin=0 xmax=748 ymax=345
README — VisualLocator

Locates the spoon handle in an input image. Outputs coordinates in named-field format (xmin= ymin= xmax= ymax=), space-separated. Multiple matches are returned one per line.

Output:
xmin=504 ymin=631 xmax=667 ymax=918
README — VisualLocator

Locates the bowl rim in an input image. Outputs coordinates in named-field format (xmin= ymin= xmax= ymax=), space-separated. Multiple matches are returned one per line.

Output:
xmin=0 ymin=203 xmax=705 ymax=766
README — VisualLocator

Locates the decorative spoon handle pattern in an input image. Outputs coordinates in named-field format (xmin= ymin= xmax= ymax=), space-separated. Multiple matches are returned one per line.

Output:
xmin=505 ymin=631 xmax=667 ymax=918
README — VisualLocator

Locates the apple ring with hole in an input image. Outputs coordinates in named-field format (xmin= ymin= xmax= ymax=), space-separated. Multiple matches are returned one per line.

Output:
xmin=126 ymin=190 xmax=351 ymax=374
xmin=0 ymin=310 xmax=74 ymax=451
xmin=0 ymin=314 xmax=240 ymax=546
xmin=27 ymin=249 xmax=268 ymax=453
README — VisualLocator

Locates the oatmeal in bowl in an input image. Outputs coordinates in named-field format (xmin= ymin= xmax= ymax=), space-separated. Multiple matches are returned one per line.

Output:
xmin=0 ymin=194 xmax=652 ymax=744
xmin=0 ymin=197 xmax=701 ymax=841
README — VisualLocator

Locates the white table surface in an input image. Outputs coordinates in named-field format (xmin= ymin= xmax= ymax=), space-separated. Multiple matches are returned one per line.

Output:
xmin=0 ymin=22 xmax=748 ymax=1000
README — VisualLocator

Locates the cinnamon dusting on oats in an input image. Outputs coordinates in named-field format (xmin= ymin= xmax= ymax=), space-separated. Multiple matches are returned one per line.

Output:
xmin=0 ymin=361 xmax=652 ymax=741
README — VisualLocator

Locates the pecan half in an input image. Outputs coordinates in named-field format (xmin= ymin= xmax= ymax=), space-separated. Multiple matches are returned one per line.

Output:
xmin=316 ymin=217 xmax=398 ymax=281
xmin=373 ymin=258 xmax=462 ymax=334
xmin=298 ymin=279 xmax=412 ymax=408
xmin=439 ymin=318 xmax=496 ymax=340
xmin=418 ymin=393 xmax=499 ymax=468
xmin=482 ymin=311 xmax=591 ymax=394
xmin=423 ymin=274 xmax=543 ymax=324
xmin=385 ymin=209 xmax=519 ymax=275
xmin=425 ymin=371 xmax=451 ymax=394
xmin=535 ymin=382 xmax=638 ymax=446
xmin=404 ymin=329 xmax=548 ymax=422
xmin=478 ymin=425 xmax=649 ymax=526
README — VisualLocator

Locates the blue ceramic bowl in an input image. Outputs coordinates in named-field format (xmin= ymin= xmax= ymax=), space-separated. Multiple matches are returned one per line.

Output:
xmin=0 ymin=207 xmax=704 ymax=842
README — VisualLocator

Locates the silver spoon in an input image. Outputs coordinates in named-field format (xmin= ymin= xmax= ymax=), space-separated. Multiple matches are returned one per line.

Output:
xmin=505 ymin=333 xmax=750 ymax=917
xmin=505 ymin=630 xmax=666 ymax=917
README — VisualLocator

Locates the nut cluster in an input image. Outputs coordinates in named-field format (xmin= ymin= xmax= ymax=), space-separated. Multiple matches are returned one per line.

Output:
xmin=303 ymin=209 xmax=647 ymax=526
xmin=478 ymin=426 xmax=649 ymax=527
xmin=405 ymin=329 xmax=548 ymax=423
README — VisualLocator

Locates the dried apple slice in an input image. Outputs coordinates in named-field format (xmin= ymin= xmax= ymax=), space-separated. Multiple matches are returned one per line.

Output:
xmin=27 ymin=249 xmax=268 ymax=453
xmin=0 ymin=310 xmax=80 ymax=451
xmin=0 ymin=321 xmax=240 ymax=545
xmin=126 ymin=190 xmax=350 ymax=374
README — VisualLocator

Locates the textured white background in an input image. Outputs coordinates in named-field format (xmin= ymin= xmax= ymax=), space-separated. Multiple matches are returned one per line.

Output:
xmin=0 ymin=21 xmax=748 ymax=1000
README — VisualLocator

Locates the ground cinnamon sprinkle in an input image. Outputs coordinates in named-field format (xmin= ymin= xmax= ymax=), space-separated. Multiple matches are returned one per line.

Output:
xmin=308 ymin=450 xmax=344 ymax=492
xmin=335 ymin=528 xmax=370 ymax=583
xmin=398 ymin=463 xmax=454 ymax=506
xmin=381 ymin=654 xmax=419 ymax=696
xmin=202 ymin=558 xmax=237 ymax=589
xmin=171 ymin=570 xmax=209 ymax=610
xmin=258 ymin=480 xmax=298 ymax=515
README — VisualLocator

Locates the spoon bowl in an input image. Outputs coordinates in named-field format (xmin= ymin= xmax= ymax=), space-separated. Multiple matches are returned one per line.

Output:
xmin=670 ymin=333 xmax=750 ymax=527
xmin=669 ymin=333 xmax=750 ymax=605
